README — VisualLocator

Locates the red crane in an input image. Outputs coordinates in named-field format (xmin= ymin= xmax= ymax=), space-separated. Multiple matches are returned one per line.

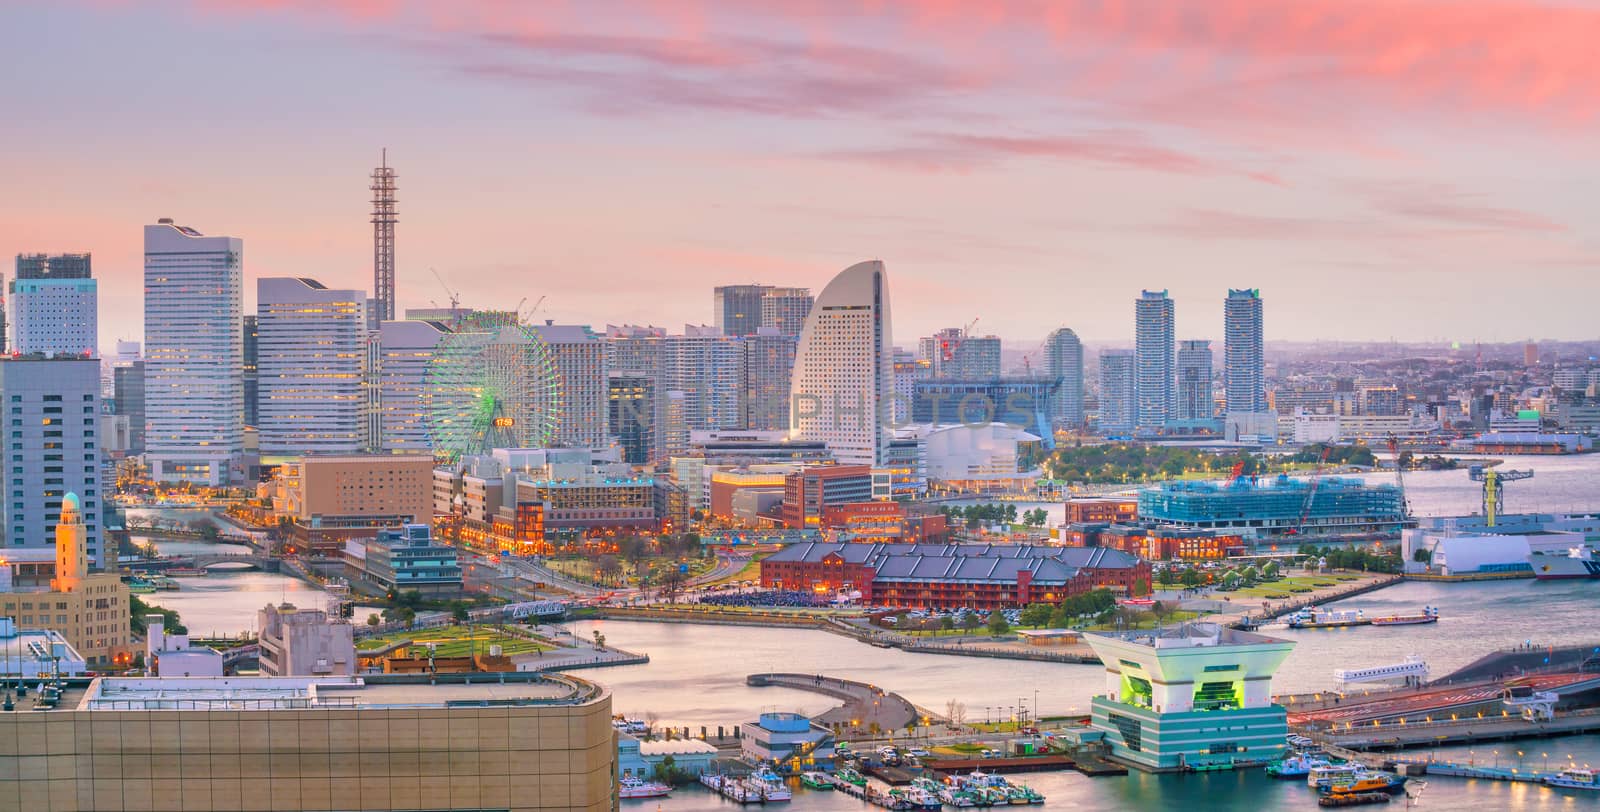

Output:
xmin=1289 ymin=444 xmax=1334 ymax=536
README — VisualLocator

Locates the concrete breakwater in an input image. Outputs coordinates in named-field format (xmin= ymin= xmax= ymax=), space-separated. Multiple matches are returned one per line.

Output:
xmin=746 ymin=672 xmax=938 ymax=733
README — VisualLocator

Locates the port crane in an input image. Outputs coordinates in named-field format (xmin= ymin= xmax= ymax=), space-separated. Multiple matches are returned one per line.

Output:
xmin=1386 ymin=433 xmax=1411 ymax=520
xmin=1469 ymin=465 xmax=1534 ymax=528
xmin=1288 ymin=444 xmax=1334 ymax=536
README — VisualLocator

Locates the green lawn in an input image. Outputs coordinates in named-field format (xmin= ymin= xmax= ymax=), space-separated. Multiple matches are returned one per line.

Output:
xmin=1222 ymin=574 xmax=1367 ymax=599
xmin=357 ymin=625 xmax=551 ymax=658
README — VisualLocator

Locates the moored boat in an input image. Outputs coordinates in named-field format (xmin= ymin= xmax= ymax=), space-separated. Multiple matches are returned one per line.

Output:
xmin=618 ymin=776 xmax=671 ymax=799
xmin=1529 ymin=546 xmax=1600 ymax=580
xmin=1308 ymin=763 xmax=1362 ymax=789
xmin=1544 ymin=767 xmax=1599 ymax=790
xmin=1369 ymin=606 xmax=1438 ymax=626
xmin=835 ymin=767 xmax=868 ymax=787
xmin=799 ymin=771 xmax=834 ymax=790
xmin=1267 ymin=754 xmax=1332 ymax=779
xmin=1287 ymin=607 xmax=1369 ymax=629
xmin=1319 ymin=770 xmax=1407 ymax=796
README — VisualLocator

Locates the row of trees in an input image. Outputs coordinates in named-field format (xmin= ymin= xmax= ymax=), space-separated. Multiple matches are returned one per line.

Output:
xmin=1290 ymin=443 xmax=1377 ymax=466
xmin=1157 ymin=560 xmax=1282 ymax=588
xmin=1041 ymin=444 xmax=1265 ymax=484
xmin=936 ymin=503 xmax=1050 ymax=529
xmin=1297 ymin=544 xmax=1401 ymax=573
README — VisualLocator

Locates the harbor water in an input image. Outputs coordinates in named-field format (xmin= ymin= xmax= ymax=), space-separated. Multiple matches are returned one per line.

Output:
xmin=129 ymin=458 xmax=1600 ymax=809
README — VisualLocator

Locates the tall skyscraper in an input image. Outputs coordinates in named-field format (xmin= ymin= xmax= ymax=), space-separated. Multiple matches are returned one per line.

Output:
xmin=713 ymin=285 xmax=769 ymax=337
xmin=113 ymin=361 xmax=146 ymax=454
xmin=663 ymin=326 xmax=744 ymax=431
xmin=10 ymin=253 xmax=97 ymax=357
xmin=1044 ymin=327 xmax=1085 ymax=429
xmin=743 ymin=327 xmax=797 ymax=431
xmin=0 ymin=357 xmax=104 ymax=567
xmin=1524 ymin=342 xmax=1538 ymax=367
xmin=144 ymin=219 xmax=243 ymax=485
xmin=1098 ymin=350 xmax=1136 ymax=436
xmin=530 ymin=322 xmax=609 ymax=447
xmin=256 ymin=278 xmax=369 ymax=456
xmin=375 ymin=319 xmax=450 ymax=454
xmin=1176 ymin=339 xmax=1215 ymax=420
xmin=1223 ymin=288 xmax=1267 ymax=414
xmin=606 ymin=324 xmax=667 ymax=462
xmin=1135 ymin=290 xmax=1175 ymax=431
xmin=371 ymin=151 xmax=398 ymax=326
xmin=790 ymin=260 xmax=893 ymax=466
xmin=759 ymin=287 xmax=813 ymax=335
xmin=607 ymin=372 xmax=654 ymax=465
xmin=242 ymin=315 xmax=259 ymax=426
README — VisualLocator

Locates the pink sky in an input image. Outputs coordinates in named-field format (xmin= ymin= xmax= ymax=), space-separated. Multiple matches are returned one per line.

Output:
xmin=3 ymin=0 xmax=1597 ymax=348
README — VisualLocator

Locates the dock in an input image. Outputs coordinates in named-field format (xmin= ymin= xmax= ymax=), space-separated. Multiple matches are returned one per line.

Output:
xmin=826 ymin=776 xmax=916 ymax=810
xmin=923 ymin=754 xmax=1075 ymax=773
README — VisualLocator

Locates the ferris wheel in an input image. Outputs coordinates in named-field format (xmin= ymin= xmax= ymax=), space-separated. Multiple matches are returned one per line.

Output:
xmin=425 ymin=311 xmax=562 ymax=458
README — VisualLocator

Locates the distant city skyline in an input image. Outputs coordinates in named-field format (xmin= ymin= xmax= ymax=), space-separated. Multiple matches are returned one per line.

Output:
xmin=4 ymin=2 xmax=1598 ymax=347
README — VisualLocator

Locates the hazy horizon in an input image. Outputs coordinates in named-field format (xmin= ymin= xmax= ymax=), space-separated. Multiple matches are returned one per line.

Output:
xmin=4 ymin=1 xmax=1597 ymax=348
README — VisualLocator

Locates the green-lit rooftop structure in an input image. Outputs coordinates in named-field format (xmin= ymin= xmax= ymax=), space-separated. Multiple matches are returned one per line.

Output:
xmin=1084 ymin=623 xmax=1295 ymax=771
xmin=1138 ymin=474 xmax=1407 ymax=544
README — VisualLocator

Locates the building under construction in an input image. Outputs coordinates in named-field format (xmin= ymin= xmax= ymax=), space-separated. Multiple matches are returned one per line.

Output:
xmin=1137 ymin=475 xmax=1409 ymax=545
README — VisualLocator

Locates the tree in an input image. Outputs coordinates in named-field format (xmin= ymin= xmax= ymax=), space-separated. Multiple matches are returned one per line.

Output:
xmin=1131 ymin=578 xmax=1151 ymax=597
xmin=986 ymin=611 xmax=1010 ymax=636
xmin=596 ymin=555 xmax=623 ymax=585
xmin=592 ymin=630 xmax=606 ymax=651
xmin=1242 ymin=565 xmax=1260 ymax=584
xmin=951 ymin=702 xmax=968 ymax=729
xmin=1150 ymin=601 xmax=1172 ymax=624
xmin=1020 ymin=603 xmax=1052 ymax=628
xmin=1157 ymin=567 xmax=1176 ymax=586
xmin=1180 ymin=568 xmax=1202 ymax=588
xmin=1262 ymin=561 xmax=1281 ymax=579
xmin=939 ymin=615 xmax=956 ymax=632
xmin=960 ymin=612 xmax=982 ymax=634
xmin=366 ymin=614 xmax=380 ymax=627
xmin=451 ymin=602 xmax=471 ymax=625
xmin=660 ymin=568 xmax=687 ymax=604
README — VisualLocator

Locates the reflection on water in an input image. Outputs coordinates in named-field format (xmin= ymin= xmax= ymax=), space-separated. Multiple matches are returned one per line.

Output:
xmin=139 ymin=538 xmax=381 ymax=632
xmin=589 ymin=575 xmax=1600 ymax=812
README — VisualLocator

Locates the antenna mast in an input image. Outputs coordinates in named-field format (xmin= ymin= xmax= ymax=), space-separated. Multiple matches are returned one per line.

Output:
xmin=371 ymin=149 xmax=398 ymax=323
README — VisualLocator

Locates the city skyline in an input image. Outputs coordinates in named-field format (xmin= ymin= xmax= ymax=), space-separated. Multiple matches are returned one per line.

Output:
xmin=4 ymin=2 xmax=1598 ymax=348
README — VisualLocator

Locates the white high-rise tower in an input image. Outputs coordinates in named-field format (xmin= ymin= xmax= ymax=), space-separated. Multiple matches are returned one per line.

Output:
xmin=1135 ymin=290 xmax=1175 ymax=432
xmin=1044 ymin=327 xmax=1085 ymax=429
xmin=257 ymin=277 xmax=368 ymax=456
xmin=790 ymin=261 xmax=893 ymax=466
xmin=144 ymin=219 xmax=243 ymax=485
xmin=1224 ymin=288 xmax=1266 ymax=414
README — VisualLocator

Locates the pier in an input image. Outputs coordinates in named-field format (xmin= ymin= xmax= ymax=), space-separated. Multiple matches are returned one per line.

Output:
xmin=746 ymin=673 xmax=938 ymax=734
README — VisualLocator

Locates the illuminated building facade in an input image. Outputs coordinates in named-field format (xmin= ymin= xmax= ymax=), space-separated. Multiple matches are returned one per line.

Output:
xmin=1085 ymin=623 xmax=1293 ymax=771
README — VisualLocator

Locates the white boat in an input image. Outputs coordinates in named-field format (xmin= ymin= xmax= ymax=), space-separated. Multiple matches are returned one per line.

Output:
xmin=618 ymin=776 xmax=671 ymax=799
xmin=1545 ymin=767 xmax=1599 ymax=790
xmin=746 ymin=768 xmax=793 ymax=802
xmin=1307 ymin=763 xmax=1361 ymax=789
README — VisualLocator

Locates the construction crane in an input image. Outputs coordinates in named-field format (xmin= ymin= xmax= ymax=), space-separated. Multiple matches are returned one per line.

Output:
xmin=1469 ymin=466 xmax=1535 ymax=528
xmin=431 ymin=267 xmax=461 ymax=311
xmin=963 ymin=317 xmax=980 ymax=338
xmin=1386 ymin=433 xmax=1411 ymax=520
xmin=1289 ymin=444 xmax=1334 ymax=536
